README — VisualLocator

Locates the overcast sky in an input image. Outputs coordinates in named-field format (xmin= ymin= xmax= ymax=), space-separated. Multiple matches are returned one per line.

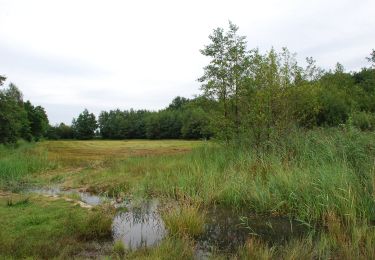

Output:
xmin=0 ymin=0 xmax=374 ymax=124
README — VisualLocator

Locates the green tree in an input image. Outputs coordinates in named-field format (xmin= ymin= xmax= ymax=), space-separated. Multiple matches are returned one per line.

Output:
xmin=0 ymin=75 xmax=6 ymax=86
xmin=181 ymin=107 xmax=211 ymax=139
xmin=145 ymin=110 xmax=182 ymax=139
xmin=72 ymin=109 xmax=97 ymax=140
xmin=199 ymin=21 xmax=249 ymax=140
xmin=24 ymin=101 xmax=49 ymax=141
xmin=46 ymin=123 xmax=74 ymax=140
xmin=367 ymin=49 xmax=375 ymax=67
xmin=167 ymin=96 xmax=189 ymax=111
xmin=0 ymin=83 xmax=29 ymax=143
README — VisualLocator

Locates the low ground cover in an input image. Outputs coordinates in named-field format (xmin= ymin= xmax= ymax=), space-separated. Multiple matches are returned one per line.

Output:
xmin=0 ymin=130 xmax=374 ymax=259
xmin=0 ymin=194 xmax=114 ymax=259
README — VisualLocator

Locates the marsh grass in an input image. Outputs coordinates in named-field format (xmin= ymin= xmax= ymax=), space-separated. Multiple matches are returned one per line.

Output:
xmin=64 ymin=192 xmax=81 ymax=201
xmin=6 ymin=195 xmax=30 ymax=207
xmin=112 ymin=240 xmax=126 ymax=258
xmin=125 ymin=237 xmax=195 ymax=260
xmin=137 ymin=128 xmax=375 ymax=226
xmin=1 ymin=131 xmax=374 ymax=258
xmin=0 ymin=195 xmax=115 ymax=259
xmin=234 ymin=222 xmax=375 ymax=259
xmin=162 ymin=201 xmax=206 ymax=238
xmin=0 ymin=142 xmax=57 ymax=191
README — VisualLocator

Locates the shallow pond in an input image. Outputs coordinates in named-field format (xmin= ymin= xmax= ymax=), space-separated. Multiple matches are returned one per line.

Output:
xmin=196 ymin=205 xmax=308 ymax=256
xmin=26 ymin=187 xmax=165 ymax=249
xmin=112 ymin=199 xmax=166 ymax=250
xmin=26 ymin=187 xmax=309 ymax=256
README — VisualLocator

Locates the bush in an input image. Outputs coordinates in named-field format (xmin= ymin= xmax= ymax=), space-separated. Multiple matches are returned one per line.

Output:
xmin=350 ymin=111 xmax=375 ymax=131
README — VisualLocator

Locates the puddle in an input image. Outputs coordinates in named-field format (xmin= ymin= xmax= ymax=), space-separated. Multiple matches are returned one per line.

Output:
xmin=112 ymin=199 xmax=167 ymax=250
xmin=27 ymin=187 xmax=113 ymax=206
xmin=24 ymin=187 xmax=310 ymax=256
xmin=196 ymin=206 xmax=309 ymax=255
xmin=25 ymin=187 xmax=166 ymax=250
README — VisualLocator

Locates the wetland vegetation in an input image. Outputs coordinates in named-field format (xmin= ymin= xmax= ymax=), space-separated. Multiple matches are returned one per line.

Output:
xmin=1 ymin=131 xmax=374 ymax=259
xmin=0 ymin=23 xmax=374 ymax=259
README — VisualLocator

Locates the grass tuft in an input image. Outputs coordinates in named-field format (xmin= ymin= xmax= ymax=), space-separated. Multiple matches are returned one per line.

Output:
xmin=113 ymin=240 xmax=126 ymax=258
xmin=162 ymin=201 xmax=206 ymax=238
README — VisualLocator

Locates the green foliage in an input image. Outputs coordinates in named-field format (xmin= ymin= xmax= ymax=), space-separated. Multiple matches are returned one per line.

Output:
xmin=0 ymin=75 xmax=6 ymax=85
xmin=181 ymin=107 xmax=211 ymax=139
xmin=138 ymin=129 xmax=374 ymax=225
xmin=167 ymin=96 xmax=189 ymax=111
xmin=72 ymin=108 xmax=98 ymax=140
xmin=0 ymin=196 xmax=114 ymax=259
xmin=199 ymin=21 xmax=250 ymax=140
xmin=96 ymin=98 xmax=211 ymax=140
xmin=113 ymin=240 xmax=126 ymax=257
xmin=24 ymin=101 xmax=49 ymax=141
xmin=46 ymin=122 xmax=74 ymax=139
xmin=367 ymin=49 xmax=375 ymax=67
xmin=146 ymin=110 xmax=182 ymax=139
xmin=0 ymin=142 xmax=57 ymax=191
xmin=197 ymin=24 xmax=375 ymax=142
xmin=0 ymin=81 xmax=49 ymax=144
xmin=99 ymin=109 xmax=150 ymax=139
xmin=0 ymin=83 xmax=29 ymax=143
xmin=126 ymin=237 xmax=194 ymax=259
xmin=350 ymin=111 xmax=375 ymax=131
xmin=162 ymin=203 xmax=206 ymax=238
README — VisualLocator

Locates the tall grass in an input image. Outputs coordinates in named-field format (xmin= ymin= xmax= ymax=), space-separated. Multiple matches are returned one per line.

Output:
xmin=162 ymin=202 xmax=206 ymax=238
xmin=0 ymin=142 xmax=57 ymax=191
xmin=140 ymin=128 xmax=375 ymax=225
xmin=1 ymin=132 xmax=373 ymax=258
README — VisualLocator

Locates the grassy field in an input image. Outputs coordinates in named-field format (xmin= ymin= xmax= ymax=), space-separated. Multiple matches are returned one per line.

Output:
xmin=38 ymin=139 xmax=200 ymax=165
xmin=0 ymin=130 xmax=374 ymax=259
xmin=0 ymin=193 xmax=114 ymax=259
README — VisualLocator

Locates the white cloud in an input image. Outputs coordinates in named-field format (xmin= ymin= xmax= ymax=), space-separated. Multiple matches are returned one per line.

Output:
xmin=0 ymin=0 xmax=374 ymax=124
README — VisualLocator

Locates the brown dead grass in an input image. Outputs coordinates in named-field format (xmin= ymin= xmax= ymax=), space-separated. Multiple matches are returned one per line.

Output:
xmin=37 ymin=140 xmax=200 ymax=166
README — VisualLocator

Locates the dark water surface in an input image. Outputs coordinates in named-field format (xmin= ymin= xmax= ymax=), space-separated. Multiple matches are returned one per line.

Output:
xmin=26 ymin=187 xmax=309 ymax=256
xmin=196 ymin=205 xmax=309 ymax=255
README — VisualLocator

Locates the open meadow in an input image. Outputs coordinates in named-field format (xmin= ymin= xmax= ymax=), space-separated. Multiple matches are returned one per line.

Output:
xmin=1 ymin=128 xmax=374 ymax=259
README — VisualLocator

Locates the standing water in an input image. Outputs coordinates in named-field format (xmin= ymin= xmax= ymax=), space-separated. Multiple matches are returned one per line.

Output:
xmin=26 ymin=187 xmax=167 ymax=250
xmin=196 ymin=205 xmax=309 ymax=255
xmin=112 ymin=199 xmax=166 ymax=250
xmin=25 ymin=187 xmax=309 ymax=256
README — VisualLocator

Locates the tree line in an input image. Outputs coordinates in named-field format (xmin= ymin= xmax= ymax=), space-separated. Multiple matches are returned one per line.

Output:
xmin=46 ymin=96 xmax=213 ymax=140
xmin=1 ymin=22 xmax=374 ymax=144
xmin=0 ymin=77 xmax=49 ymax=144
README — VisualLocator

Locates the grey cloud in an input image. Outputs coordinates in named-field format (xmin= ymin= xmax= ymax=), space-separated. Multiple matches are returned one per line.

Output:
xmin=0 ymin=43 xmax=108 ymax=77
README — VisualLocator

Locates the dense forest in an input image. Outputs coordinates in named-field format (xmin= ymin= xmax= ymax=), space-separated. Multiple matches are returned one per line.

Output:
xmin=1 ymin=24 xmax=374 ymax=144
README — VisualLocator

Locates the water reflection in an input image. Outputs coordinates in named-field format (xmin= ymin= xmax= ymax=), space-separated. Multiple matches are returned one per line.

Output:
xmin=25 ymin=187 xmax=309 ymax=255
xmin=112 ymin=200 xmax=166 ymax=250
xmin=27 ymin=187 xmax=108 ymax=206
xmin=197 ymin=206 xmax=309 ymax=253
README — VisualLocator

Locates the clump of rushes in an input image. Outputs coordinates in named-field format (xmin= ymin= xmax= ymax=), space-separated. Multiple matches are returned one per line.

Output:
xmin=79 ymin=204 xmax=115 ymax=240
xmin=237 ymin=238 xmax=275 ymax=260
xmin=112 ymin=240 xmax=126 ymax=258
xmin=162 ymin=201 xmax=206 ymax=238
xmin=127 ymin=237 xmax=194 ymax=260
